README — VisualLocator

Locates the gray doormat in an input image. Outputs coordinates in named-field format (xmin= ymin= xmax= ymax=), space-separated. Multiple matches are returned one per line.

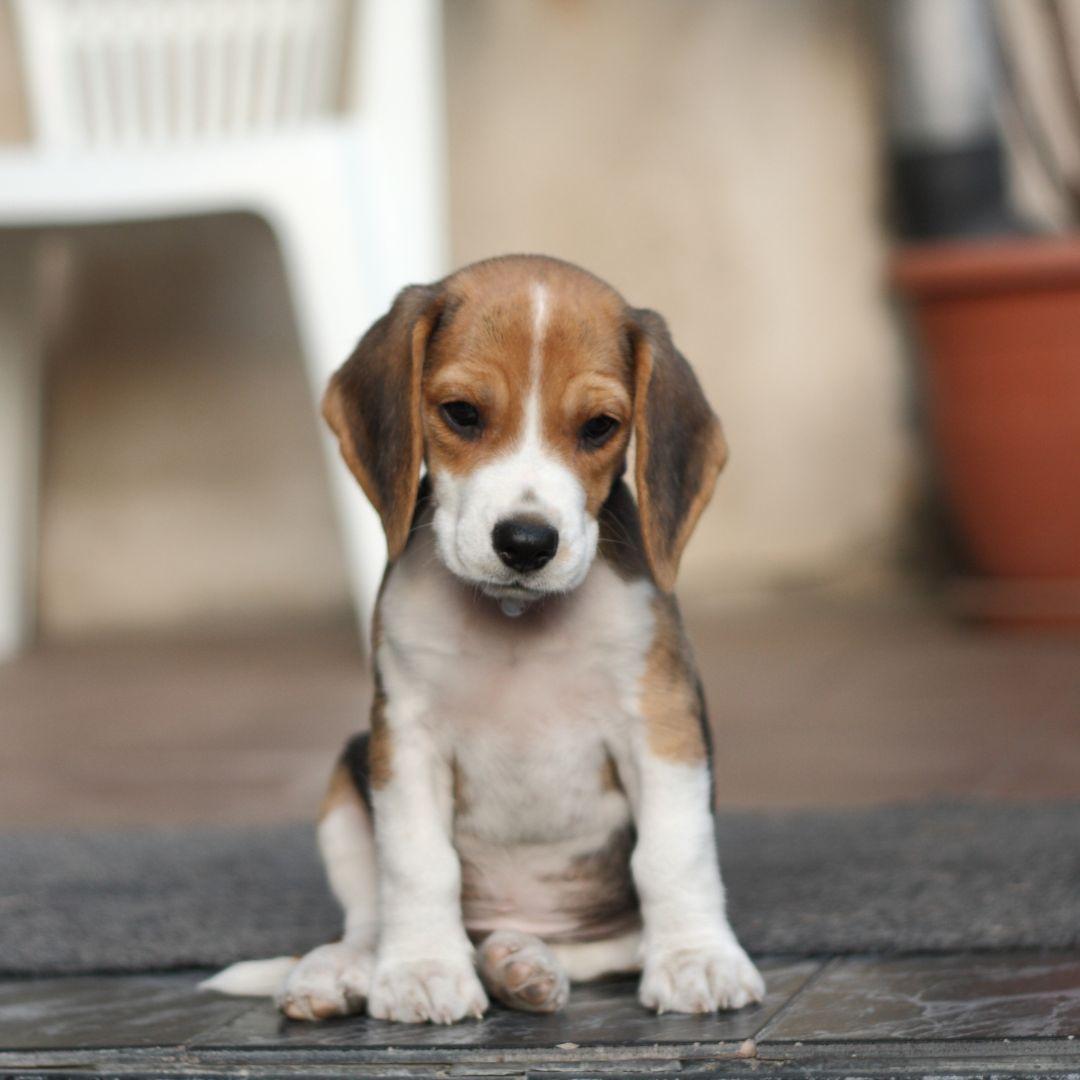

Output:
xmin=2 ymin=801 xmax=1079 ymax=976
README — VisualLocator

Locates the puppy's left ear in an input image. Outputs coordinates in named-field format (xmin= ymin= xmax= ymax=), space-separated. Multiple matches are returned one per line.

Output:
xmin=322 ymin=284 xmax=443 ymax=561
xmin=629 ymin=307 xmax=728 ymax=592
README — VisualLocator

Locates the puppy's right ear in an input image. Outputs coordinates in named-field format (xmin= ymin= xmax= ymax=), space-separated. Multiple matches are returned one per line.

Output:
xmin=322 ymin=284 xmax=443 ymax=561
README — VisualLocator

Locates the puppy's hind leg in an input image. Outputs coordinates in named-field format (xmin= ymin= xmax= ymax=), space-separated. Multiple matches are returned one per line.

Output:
xmin=477 ymin=931 xmax=570 ymax=1013
xmin=278 ymin=743 xmax=379 ymax=1021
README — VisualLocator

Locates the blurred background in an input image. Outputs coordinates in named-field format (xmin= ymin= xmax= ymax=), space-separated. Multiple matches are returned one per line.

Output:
xmin=1 ymin=0 xmax=1078 ymax=828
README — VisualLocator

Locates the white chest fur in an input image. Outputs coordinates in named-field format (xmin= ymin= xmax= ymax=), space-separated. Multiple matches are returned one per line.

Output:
xmin=380 ymin=534 xmax=655 ymax=832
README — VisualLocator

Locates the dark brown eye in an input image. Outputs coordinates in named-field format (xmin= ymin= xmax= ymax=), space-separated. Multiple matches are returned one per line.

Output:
xmin=580 ymin=414 xmax=619 ymax=448
xmin=441 ymin=400 xmax=482 ymax=436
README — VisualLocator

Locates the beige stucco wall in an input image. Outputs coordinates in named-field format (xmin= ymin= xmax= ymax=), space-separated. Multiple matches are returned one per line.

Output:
xmin=0 ymin=1 xmax=26 ymax=143
xmin=0 ymin=1 xmax=909 ymax=635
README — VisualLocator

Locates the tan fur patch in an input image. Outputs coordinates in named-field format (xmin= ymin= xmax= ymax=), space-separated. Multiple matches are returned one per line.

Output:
xmin=599 ymin=754 xmax=622 ymax=793
xmin=368 ymin=693 xmax=393 ymax=789
xmin=318 ymin=761 xmax=362 ymax=819
xmin=638 ymin=595 xmax=707 ymax=764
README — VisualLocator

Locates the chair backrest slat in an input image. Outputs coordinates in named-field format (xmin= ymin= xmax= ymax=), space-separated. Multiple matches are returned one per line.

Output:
xmin=12 ymin=0 xmax=349 ymax=150
xmin=144 ymin=17 xmax=171 ymax=142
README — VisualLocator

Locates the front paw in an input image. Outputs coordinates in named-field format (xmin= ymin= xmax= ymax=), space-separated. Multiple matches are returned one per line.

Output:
xmin=368 ymin=954 xmax=488 ymax=1024
xmin=640 ymin=941 xmax=765 ymax=1014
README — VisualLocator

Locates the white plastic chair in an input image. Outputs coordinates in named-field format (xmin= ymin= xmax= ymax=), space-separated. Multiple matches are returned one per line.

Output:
xmin=0 ymin=0 xmax=447 ymax=658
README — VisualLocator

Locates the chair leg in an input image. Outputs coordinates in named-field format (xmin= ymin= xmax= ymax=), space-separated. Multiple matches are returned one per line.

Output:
xmin=0 ymin=235 xmax=42 ymax=660
xmin=263 ymin=172 xmax=389 ymax=649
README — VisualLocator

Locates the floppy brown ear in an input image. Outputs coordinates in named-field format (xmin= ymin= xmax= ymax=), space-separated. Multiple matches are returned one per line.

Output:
xmin=629 ymin=307 xmax=728 ymax=592
xmin=322 ymin=284 xmax=443 ymax=561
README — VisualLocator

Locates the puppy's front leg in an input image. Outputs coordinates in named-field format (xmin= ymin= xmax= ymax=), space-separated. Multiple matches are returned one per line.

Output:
xmin=626 ymin=653 xmax=764 ymax=1014
xmin=629 ymin=748 xmax=764 ymax=1013
xmin=366 ymin=702 xmax=487 ymax=1024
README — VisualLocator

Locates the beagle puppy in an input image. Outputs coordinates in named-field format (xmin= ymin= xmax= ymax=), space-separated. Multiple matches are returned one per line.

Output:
xmin=206 ymin=255 xmax=764 ymax=1024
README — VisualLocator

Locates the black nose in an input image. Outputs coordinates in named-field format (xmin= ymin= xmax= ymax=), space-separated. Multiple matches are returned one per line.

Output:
xmin=492 ymin=518 xmax=559 ymax=573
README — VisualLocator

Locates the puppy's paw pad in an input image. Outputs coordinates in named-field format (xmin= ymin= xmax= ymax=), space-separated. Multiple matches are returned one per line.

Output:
xmin=368 ymin=957 xmax=488 ymax=1024
xmin=276 ymin=942 xmax=373 ymax=1022
xmin=478 ymin=931 xmax=570 ymax=1014
xmin=640 ymin=943 xmax=764 ymax=1014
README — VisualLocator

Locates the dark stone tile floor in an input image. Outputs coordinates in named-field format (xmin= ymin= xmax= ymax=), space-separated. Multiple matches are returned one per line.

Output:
xmin=762 ymin=952 xmax=1080 ymax=1042
xmin=1 ymin=952 xmax=1078 ymax=1078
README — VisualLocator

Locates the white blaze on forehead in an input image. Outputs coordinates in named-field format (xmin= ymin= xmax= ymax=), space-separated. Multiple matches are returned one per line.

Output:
xmin=530 ymin=282 xmax=549 ymax=380
xmin=522 ymin=282 xmax=549 ymax=445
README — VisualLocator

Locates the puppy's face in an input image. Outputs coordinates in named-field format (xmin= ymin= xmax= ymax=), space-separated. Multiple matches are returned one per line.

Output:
xmin=323 ymin=256 xmax=726 ymax=604
xmin=423 ymin=278 xmax=632 ymax=602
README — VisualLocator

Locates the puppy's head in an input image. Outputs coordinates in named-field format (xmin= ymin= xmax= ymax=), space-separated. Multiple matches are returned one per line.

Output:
xmin=323 ymin=256 xmax=726 ymax=603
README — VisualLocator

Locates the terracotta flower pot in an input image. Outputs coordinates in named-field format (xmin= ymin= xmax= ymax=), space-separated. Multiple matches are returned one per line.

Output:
xmin=893 ymin=237 xmax=1080 ymax=627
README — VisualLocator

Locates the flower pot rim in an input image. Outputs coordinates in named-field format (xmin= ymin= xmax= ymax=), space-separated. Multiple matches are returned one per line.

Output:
xmin=892 ymin=234 xmax=1080 ymax=298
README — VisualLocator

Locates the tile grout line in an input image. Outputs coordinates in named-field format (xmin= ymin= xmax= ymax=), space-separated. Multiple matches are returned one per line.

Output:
xmin=750 ymin=955 xmax=837 ymax=1043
